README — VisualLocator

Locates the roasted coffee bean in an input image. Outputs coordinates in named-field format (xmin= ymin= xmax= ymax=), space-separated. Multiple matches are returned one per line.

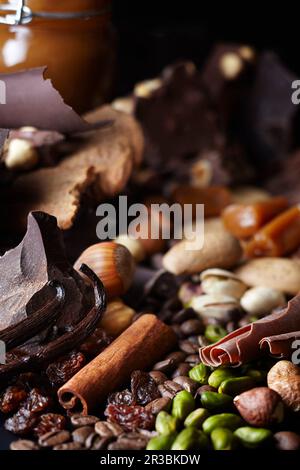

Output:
xmin=144 ymin=270 xmax=178 ymax=300
xmin=166 ymin=351 xmax=186 ymax=365
xmin=226 ymin=321 xmax=237 ymax=333
xmin=163 ymin=296 xmax=182 ymax=312
xmin=39 ymin=430 xmax=71 ymax=447
xmin=145 ymin=397 xmax=172 ymax=414
xmin=185 ymin=354 xmax=200 ymax=365
xmin=188 ymin=335 xmax=201 ymax=344
xmin=70 ymin=414 xmax=99 ymax=428
xmin=173 ymin=376 xmax=198 ymax=394
xmin=149 ymin=371 xmax=168 ymax=385
xmin=158 ymin=380 xmax=183 ymax=399
xmin=90 ymin=436 xmax=111 ymax=450
xmin=172 ymin=362 xmax=191 ymax=379
xmin=10 ymin=439 xmax=39 ymax=450
xmin=171 ymin=324 xmax=185 ymax=339
xmin=180 ymin=319 xmax=204 ymax=336
xmin=108 ymin=434 xmax=147 ymax=450
xmin=172 ymin=308 xmax=196 ymax=324
xmin=53 ymin=442 xmax=83 ymax=450
xmin=159 ymin=309 xmax=174 ymax=323
xmin=152 ymin=358 xmax=176 ymax=373
xmin=198 ymin=335 xmax=210 ymax=348
xmin=94 ymin=421 xmax=124 ymax=438
xmin=179 ymin=340 xmax=199 ymax=354
xmin=72 ymin=426 xmax=94 ymax=444
xmin=85 ymin=432 xmax=107 ymax=449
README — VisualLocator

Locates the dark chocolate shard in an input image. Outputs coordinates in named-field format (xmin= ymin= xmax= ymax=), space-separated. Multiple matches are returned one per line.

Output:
xmin=134 ymin=62 xmax=221 ymax=169
xmin=0 ymin=68 xmax=109 ymax=134
xmin=0 ymin=211 xmax=92 ymax=334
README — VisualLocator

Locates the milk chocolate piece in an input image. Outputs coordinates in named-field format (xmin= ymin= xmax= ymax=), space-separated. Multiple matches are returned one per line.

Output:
xmin=0 ymin=68 xmax=109 ymax=134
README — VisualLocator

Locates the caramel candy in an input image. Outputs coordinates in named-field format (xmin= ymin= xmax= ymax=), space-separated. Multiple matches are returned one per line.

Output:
xmin=245 ymin=205 xmax=300 ymax=257
xmin=173 ymin=185 xmax=231 ymax=218
xmin=222 ymin=197 xmax=288 ymax=239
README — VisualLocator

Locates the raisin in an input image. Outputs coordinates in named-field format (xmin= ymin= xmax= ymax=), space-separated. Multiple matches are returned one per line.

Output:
xmin=80 ymin=329 xmax=112 ymax=358
xmin=33 ymin=413 xmax=67 ymax=438
xmin=22 ymin=388 xmax=52 ymax=414
xmin=0 ymin=386 xmax=27 ymax=414
xmin=105 ymin=404 xmax=155 ymax=431
xmin=131 ymin=370 xmax=160 ymax=406
xmin=108 ymin=389 xmax=133 ymax=406
xmin=4 ymin=408 xmax=38 ymax=436
xmin=46 ymin=351 xmax=86 ymax=387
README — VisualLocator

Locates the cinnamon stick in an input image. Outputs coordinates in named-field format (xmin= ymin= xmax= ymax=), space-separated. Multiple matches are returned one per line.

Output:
xmin=58 ymin=314 xmax=177 ymax=414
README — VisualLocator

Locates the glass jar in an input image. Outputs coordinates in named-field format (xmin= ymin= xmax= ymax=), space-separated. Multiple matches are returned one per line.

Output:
xmin=0 ymin=0 xmax=115 ymax=112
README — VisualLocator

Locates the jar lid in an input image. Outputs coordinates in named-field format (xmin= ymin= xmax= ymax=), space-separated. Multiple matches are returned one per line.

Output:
xmin=0 ymin=0 xmax=110 ymax=25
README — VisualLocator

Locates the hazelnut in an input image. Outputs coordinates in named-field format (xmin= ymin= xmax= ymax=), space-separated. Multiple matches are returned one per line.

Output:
xmin=240 ymin=286 xmax=286 ymax=316
xmin=111 ymin=97 xmax=134 ymax=115
xmin=114 ymin=234 xmax=145 ymax=262
xmin=74 ymin=242 xmax=135 ymax=299
xmin=274 ymin=431 xmax=300 ymax=450
xmin=100 ymin=300 xmax=135 ymax=337
xmin=267 ymin=361 xmax=300 ymax=412
xmin=134 ymin=79 xmax=162 ymax=98
xmin=239 ymin=45 xmax=256 ymax=62
xmin=4 ymin=138 xmax=39 ymax=171
xmin=234 ymin=387 xmax=284 ymax=427
xmin=219 ymin=52 xmax=243 ymax=80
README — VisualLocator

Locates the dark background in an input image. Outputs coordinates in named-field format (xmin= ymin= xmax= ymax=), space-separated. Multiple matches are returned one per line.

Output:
xmin=112 ymin=1 xmax=299 ymax=96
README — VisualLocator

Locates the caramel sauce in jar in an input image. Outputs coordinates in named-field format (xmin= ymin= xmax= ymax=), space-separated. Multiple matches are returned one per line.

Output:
xmin=0 ymin=0 xmax=115 ymax=112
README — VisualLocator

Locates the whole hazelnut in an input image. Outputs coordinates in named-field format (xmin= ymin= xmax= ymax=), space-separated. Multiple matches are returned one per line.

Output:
xmin=267 ymin=360 xmax=300 ymax=412
xmin=234 ymin=387 xmax=284 ymax=427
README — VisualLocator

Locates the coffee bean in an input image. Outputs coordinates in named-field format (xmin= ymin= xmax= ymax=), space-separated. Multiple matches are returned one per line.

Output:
xmin=149 ymin=370 xmax=168 ymax=385
xmin=159 ymin=309 xmax=173 ymax=323
xmin=171 ymin=324 xmax=185 ymax=338
xmin=158 ymin=380 xmax=183 ymax=399
xmin=145 ymin=397 xmax=171 ymax=414
xmin=173 ymin=376 xmax=198 ymax=394
xmin=226 ymin=321 xmax=237 ymax=333
xmin=108 ymin=434 xmax=147 ymax=450
xmin=72 ymin=426 xmax=94 ymax=444
xmin=53 ymin=442 xmax=83 ymax=450
xmin=172 ymin=362 xmax=191 ymax=378
xmin=39 ymin=430 xmax=71 ymax=447
xmin=85 ymin=432 xmax=109 ymax=449
xmin=10 ymin=439 xmax=39 ymax=450
xmin=163 ymin=297 xmax=181 ymax=312
xmin=195 ymin=385 xmax=216 ymax=399
xmin=179 ymin=340 xmax=199 ymax=354
xmin=90 ymin=436 xmax=111 ymax=450
xmin=180 ymin=319 xmax=204 ymax=336
xmin=95 ymin=421 xmax=123 ymax=438
xmin=185 ymin=354 xmax=200 ymax=365
xmin=166 ymin=351 xmax=186 ymax=365
xmin=188 ymin=335 xmax=200 ymax=344
xmin=70 ymin=414 xmax=99 ymax=428
xmin=152 ymin=357 xmax=175 ymax=373
xmin=172 ymin=308 xmax=196 ymax=324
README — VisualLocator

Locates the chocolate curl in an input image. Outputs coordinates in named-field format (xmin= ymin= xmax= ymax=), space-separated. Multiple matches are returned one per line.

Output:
xmin=260 ymin=331 xmax=300 ymax=358
xmin=200 ymin=295 xmax=300 ymax=366
xmin=0 ymin=68 xmax=109 ymax=134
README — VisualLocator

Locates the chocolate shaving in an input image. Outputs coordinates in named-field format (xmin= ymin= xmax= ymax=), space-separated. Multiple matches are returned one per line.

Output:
xmin=0 ymin=68 xmax=109 ymax=134
xmin=199 ymin=295 xmax=300 ymax=366
xmin=4 ymin=106 xmax=144 ymax=230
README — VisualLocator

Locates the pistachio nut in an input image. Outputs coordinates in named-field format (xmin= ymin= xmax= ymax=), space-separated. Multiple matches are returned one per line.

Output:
xmin=218 ymin=376 xmax=256 ymax=396
xmin=155 ymin=411 xmax=179 ymax=436
xmin=172 ymin=390 xmax=195 ymax=421
xmin=200 ymin=269 xmax=247 ymax=299
xmin=171 ymin=427 xmax=208 ymax=450
xmin=211 ymin=427 xmax=237 ymax=450
xmin=189 ymin=294 xmax=239 ymax=320
xmin=234 ymin=426 xmax=272 ymax=448
xmin=205 ymin=324 xmax=227 ymax=343
xmin=240 ymin=286 xmax=286 ymax=316
xmin=202 ymin=413 xmax=243 ymax=434
xmin=146 ymin=434 xmax=176 ymax=450
xmin=201 ymin=391 xmax=233 ymax=410
xmin=189 ymin=363 xmax=210 ymax=384
xmin=184 ymin=408 xmax=210 ymax=428
xmin=208 ymin=369 xmax=236 ymax=389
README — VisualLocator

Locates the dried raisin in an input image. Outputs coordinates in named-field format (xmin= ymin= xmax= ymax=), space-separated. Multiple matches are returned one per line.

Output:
xmin=105 ymin=404 xmax=155 ymax=431
xmin=33 ymin=413 xmax=67 ymax=438
xmin=131 ymin=371 xmax=160 ymax=406
xmin=0 ymin=386 xmax=27 ymax=414
xmin=108 ymin=389 xmax=133 ymax=406
xmin=4 ymin=408 xmax=38 ymax=436
xmin=46 ymin=351 xmax=86 ymax=387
